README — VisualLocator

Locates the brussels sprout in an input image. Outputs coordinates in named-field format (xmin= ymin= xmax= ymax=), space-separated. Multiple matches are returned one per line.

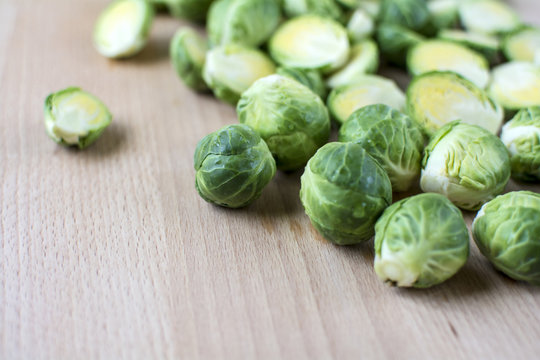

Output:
xmin=282 ymin=0 xmax=344 ymax=22
xmin=472 ymin=191 xmax=540 ymax=285
xmin=421 ymin=121 xmax=511 ymax=211
xmin=427 ymin=0 xmax=458 ymax=30
xmin=207 ymin=0 xmax=280 ymax=48
xmin=93 ymin=0 xmax=154 ymax=59
xmin=438 ymin=29 xmax=500 ymax=64
xmin=347 ymin=9 xmax=375 ymax=43
xmin=338 ymin=104 xmax=424 ymax=192
xmin=203 ymin=44 xmax=276 ymax=105
xmin=237 ymin=75 xmax=330 ymax=170
xmin=326 ymin=40 xmax=379 ymax=89
xmin=488 ymin=62 xmax=540 ymax=112
xmin=44 ymin=87 xmax=112 ymax=149
xmin=458 ymin=0 xmax=521 ymax=35
xmin=359 ymin=0 xmax=381 ymax=18
xmin=407 ymin=71 xmax=503 ymax=136
xmin=407 ymin=40 xmax=490 ymax=88
xmin=327 ymin=75 xmax=406 ymax=125
xmin=300 ymin=142 xmax=392 ymax=245
xmin=500 ymin=107 xmax=540 ymax=182
xmin=276 ymin=67 xmax=327 ymax=99
xmin=194 ymin=124 xmax=276 ymax=208
xmin=165 ymin=0 xmax=214 ymax=22
xmin=378 ymin=0 xmax=430 ymax=32
xmin=503 ymin=27 xmax=540 ymax=64
xmin=374 ymin=193 xmax=469 ymax=288
xmin=377 ymin=24 xmax=425 ymax=66
xmin=269 ymin=15 xmax=350 ymax=74
xmin=170 ymin=27 xmax=208 ymax=92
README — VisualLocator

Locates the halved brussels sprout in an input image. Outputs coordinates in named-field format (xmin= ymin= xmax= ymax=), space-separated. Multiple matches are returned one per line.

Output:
xmin=377 ymin=24 xmax=425 ymax=66
xmin=488 ymin=62 xmax=540 ymax=111
xmin=44 ymin=87 xmax=112 ymax=149
xmin=93 ymin=0 xmax=154 ymax=59
xmin=300 ymin=142 xmax=392 ymax=245
xmin=378 ymin=0 xmax=430 ymax=32
xmin=194 ymin=124 xmax=276 ymax=208
xmin=458 ymin=0 xmax=521 ymax=35
xmin=338 ymin=104 xmax=424 ymax=192
xmin=282 ymin=0 xmax=344 ymax=22
xmin=438 ymin=29 xmax=500 ymax=64
xmin=276 ymin=67 xmax=327 ymax=99
xmin=328 ymin=75 xmax=406 ymax=125
xmin=269 ymin=15 xmax=350 ymax=74
xmin=170 ymin=27 xmax=208 ymax=92
xmin=503 ymin=27 xmax=540 ymax=64
xmin=203 ymin=44 xmax=276 ymax=105
xmin=427 ymin=0 xmax=458 ymax=30
xmin=472 ymin=191 xmax=540 ymax=285
xmin=207 ymin=0 xmax=281 ymax=48
xmin=165 ymin=0 xmax=215 ymax=22
xmin=500 ymin=107 xmax=540 ymax=182
xmin=347 ymin=9 xmax=375 ymax=43
xmin=326 ymin=40 xmax=379 ymax=89
xmin=374 ymin=193 xmax=469 ymax=288
xmin=407 ymin=71 xmax=503 ymax=135
xmin=237 ymin=75 xmax=330 ymax=171
xmin=407 ymin=39 xmax=490 ymax=88
xmin=421 ymin=121 xmax=511 ymax=211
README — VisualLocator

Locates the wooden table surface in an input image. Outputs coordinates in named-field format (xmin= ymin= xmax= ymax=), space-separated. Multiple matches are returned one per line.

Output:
xmin=1 ymin=0 xmax=539 ymax=359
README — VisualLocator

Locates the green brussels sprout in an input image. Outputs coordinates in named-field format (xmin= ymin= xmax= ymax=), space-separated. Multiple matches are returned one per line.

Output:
xmin=300 ymin=142 xmax=392 ymax=245
xmin=44 ymin=87 xmax=112 ymax=149
xmin=237 ymin=75 xmax=330 ymax=171
xmin=207 ymin=0 xmax=280 ymax=47
xmin=359 ymin=0 xmax=381 ymax=18
xmin=374 ymin=193 xmax=469 ymax=288
xmin=472 ymin=191 xmax=540 ymax=285
xmin=407 ymin=39 xmax=490 ymax=89
xmin=326 ymin=40 xmax=379 ymax=89
xmin=276 ymin=67 xmax=327 ymax=99
xmin=458 ymin=0 xmax=521 ymax=35
xmin=269 ymin=15 xmax=350 ymax=74
xmin=427 ymin=0 xmax=458 ymax=30
xmin=170 ymin=27 xmax=208 ymax=92
xmin=377 ymin=24 xmax=425 ymax=66
xmin=338 ymin=104 xmax=425 ymax=192
xmin=488 ymin=62 xmax=540 ymax=112
xmin=165 ymin=0 xmax=215 ymax=22
xmin=503 ymin=27 xmax=540 ymax=64
xmin=203 ymin=43 xmax=276 ymax=105
xmin=282 ymin=0 xmax=344 ymax=22
xmin=347 ymin=9 xmax=375 ymax=43
xmin=407 ymin=71 xmax=504 ymax=136
xmin=378 ymin=0 xmax=430 ymax=32
xmin=327 ymin=75 xmax=406 ymax=125
xmin=438 ymin=29 xmax=500 ymax=64
xmin=194 ymin=124 xmax=276 ymax=208
xmin=421 ymin=121 xmax=511 ymax=211
xmin=93 ymin=0 xmax=154 ymax=59
xmin=500 ymin=107 xmax=540 ymax=182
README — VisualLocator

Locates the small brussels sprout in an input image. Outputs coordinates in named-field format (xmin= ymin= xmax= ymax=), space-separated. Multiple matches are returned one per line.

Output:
xmin=207 ymin=0 xmax=280 ymax=48
xmin=458 ymin=0 xmax=521 ymax=35
xmin=203 ymin=44 xmax=276 ymax=105
xmin=269 ymin=15 xmax=350 ymax=74
xmin=44 ymin=87 xmax=112 ymax=149
xmin=488 ymin=62 xmax=540 ymax=112
xmin=503 ymin=27 xmax=540 ymax=64
xmin=93 ymin=0 xmax=154 ymax=59
xmin=427 ymin=0 xmax=458 ymax=30
xmin=374 ymin=193 xmax=469 ymax=288
xmin=438 ymin=29 xmax=500 ymax=64
xmin=421 ymin=121 xmax=511 ymax=211
xmin=327 ymin=75 xmax=406 ymax=125
xmin=326 ymin=40 xmax=379 ymax=89
xmin=276 ymin=67 xmax=327 ymax=99
xmin=407 ymin=39 xmax=490 ymax=88
xmin=472 ymin=191 xmax=540 ymax=285
xmin=300 ymin=142 xmax=392 ymax=245
xmin=347 ymin=9 xmax=375 ymax=43
xmin=170 ymin=27 xmax=208 ymax=92
xmin=407 ymin=71 xmax=503 ymax=136
xmin=237 ymin=75 xmax=330 ymax=171
xmin=378 ymin=0 xmax=430 ymax=32
xmin=165 ymin=0 xmax=215 ymax=22
xmin=282 ymin=0 xmax=344 ymax=22
xmin=194 ymin=124 xmax=276 ymax=208
xmin=500 ymin=107 xmax=540 ymax=182
xmin=359 ymin=0 xmax=381 ymax=18
xmin=377 ymin=24 xmax=425 ymax=66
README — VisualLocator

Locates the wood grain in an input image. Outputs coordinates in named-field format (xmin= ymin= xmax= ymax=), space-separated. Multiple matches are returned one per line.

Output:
xmin=1 ymin=1 xmax=539 ymax=359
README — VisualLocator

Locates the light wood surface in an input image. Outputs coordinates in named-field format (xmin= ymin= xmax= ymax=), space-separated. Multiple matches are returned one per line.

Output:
xmin=1 ymin=1 xmax=539 ymax=359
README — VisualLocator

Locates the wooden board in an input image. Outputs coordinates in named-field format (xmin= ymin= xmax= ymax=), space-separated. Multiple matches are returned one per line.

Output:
xmin=1 ymin=0 xmax=539 ymax=358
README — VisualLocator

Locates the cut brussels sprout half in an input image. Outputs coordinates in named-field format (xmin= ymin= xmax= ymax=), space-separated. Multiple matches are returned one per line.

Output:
xmin=170 ymin=27 xmax=208 ymax=92
xmin=282 ymin=0 xmax=344 ymax=22
xmin=338 ymin=104 xmax=425 ymax=192
xmin=500 ymin=107 xmax=540 ymax=182
xmin=203 ymin=44 xmax=275 ymax=105
xmin=407 ymin=71 xmax=503 ymax=136
xmin=488 ymin=62 xmax=540 ymax=111
xmin=276 ymin=67 xmax=327 ymax=99
xmin=438 ymin=29 xmax=500 ymax=64
xmin=237 ymin=75 xmax=330 ymax=171
xmin=472 ymin=191 xmax=540 ymax=285
xmin=421 ymin=121 xmax=510 ymax=211
xmin=347 ymin=9 xmax=375 ymax=43
xmin=94 ymin=0 xmax=154 ymax=59
xmin=427 ymin=0 xmax=458 ymax=30
xmin=165 ymin=0 xmax=215 ymax=22
xmin=375 ymin=193 xmax=469 ymax=288
xmin=326 ymin=40 xmax=379 ymax=89
xmin=328 ymin=75 xmax=406 ymax=125
xmin=458 ymin=0 xmax=521 ymax=35
xmin=44 ymin=87 xmax=112 ymax=149
xmin=407 ymin=39 xmax=490 ymax=88
xmin=300 ymin=142 xmax=392 ymax=245
xmin=194 ymin=124 xmax=276 ymax=208
xmin=377 ymin=24 xmax=425 ymax=66
xmin=503 ymin=27 xmax=540 ymax=64
xmin=378 ymin=0 xmax=430 ymax=32
xmin=269 ymin=15 xmax=350 ymax=74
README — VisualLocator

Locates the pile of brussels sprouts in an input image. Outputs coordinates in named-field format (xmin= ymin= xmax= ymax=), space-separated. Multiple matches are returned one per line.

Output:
xmin=84 ymin=0 xmax=540 ymax=288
